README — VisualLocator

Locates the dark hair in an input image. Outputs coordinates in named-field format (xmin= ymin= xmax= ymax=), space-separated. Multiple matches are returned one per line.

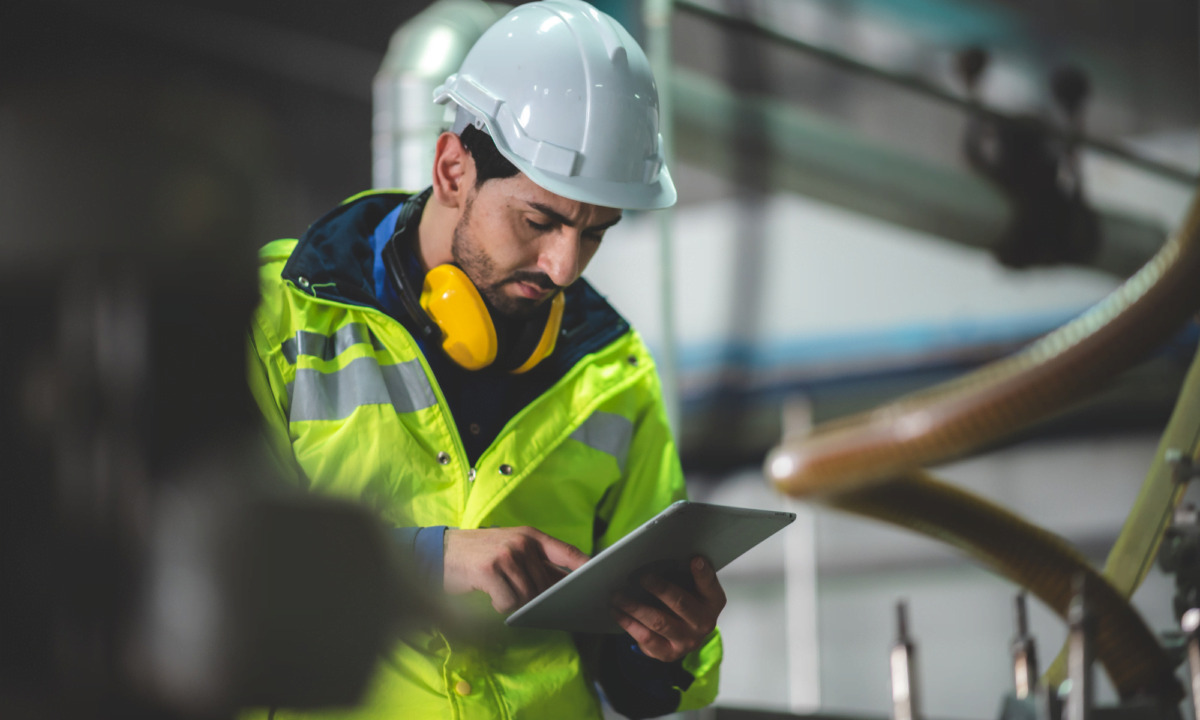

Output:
xmin=459 ymin=124 xmax=520 ymax=186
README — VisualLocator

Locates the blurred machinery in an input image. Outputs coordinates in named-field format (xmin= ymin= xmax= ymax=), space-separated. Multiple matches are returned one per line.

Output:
xmin=958 ymin=49 xmax=1099 ymax=269
xmin=672 ymin=0 xmax=1192 ymax=281
xmin=764 ymin=123 xmax=1200 ymax=720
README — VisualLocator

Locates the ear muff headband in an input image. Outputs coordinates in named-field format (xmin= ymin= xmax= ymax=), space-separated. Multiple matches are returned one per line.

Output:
xmin=510 ymin=292 xmax=564 ymax=374
xmin=382 ymin=191 xmax=441 ymax=344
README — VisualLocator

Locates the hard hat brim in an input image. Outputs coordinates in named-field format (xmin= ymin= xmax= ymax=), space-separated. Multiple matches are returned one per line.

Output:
xmin=508 ymin=153 xmax=677 ymax=211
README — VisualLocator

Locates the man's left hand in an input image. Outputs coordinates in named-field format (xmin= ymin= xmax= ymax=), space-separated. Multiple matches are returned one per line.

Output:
xmin=610 ymin=556 xmax=726 ymax=663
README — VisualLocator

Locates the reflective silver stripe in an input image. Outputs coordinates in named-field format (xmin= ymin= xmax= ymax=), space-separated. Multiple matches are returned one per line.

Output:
xmin=379 ymin=359 xmax=437 ymax=413
xmin=281 ymin=324 xmax=377 ymax=364
xmin=286 ymin=356 xmax=436 ymax=422
xmin=569 ymin=411 xmax=634 ymax=473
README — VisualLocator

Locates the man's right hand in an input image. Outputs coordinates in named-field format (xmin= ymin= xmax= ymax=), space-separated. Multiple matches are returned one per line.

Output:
xmin=443 ymin=527 xmax=590 ymax=613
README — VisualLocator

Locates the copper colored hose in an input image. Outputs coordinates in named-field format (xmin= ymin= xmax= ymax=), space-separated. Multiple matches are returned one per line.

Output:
xmin=765 ymin=190 xmax=1200 ymax=702
xmin=828 ymin=470 xmax=1183 ymax=702
xmin=765 ymin=191 xmax=1200 ymax=497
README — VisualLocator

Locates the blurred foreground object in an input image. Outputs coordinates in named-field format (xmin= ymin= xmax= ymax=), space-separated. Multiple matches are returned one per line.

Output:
xmin=0 ymin=73 xmax=420 ymax=719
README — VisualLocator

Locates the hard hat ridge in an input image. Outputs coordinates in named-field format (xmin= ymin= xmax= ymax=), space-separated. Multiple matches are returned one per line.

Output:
xmin=432 ymin=0 xmax=676 ymax=210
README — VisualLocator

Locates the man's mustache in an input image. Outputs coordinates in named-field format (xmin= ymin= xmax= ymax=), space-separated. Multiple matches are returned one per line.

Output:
xmin=500 ymin=271 xmax=560 ymax=292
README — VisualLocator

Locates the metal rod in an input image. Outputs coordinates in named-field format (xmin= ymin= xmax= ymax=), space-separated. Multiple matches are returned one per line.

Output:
xmin=1065 ymin=575 xmax=1094 ymax=720
xmin=890 ymin=601 xmax=920 ymax=720
xmin=645 ymin=0 xmax=681 ymax=437
xmin=1181 ymin=608 xmax=1200 ymax=720
xmin=1012 ymin=592 xmax=1039 ymax=700
xmin=674 ymin=0 xmax=1198 ymax=187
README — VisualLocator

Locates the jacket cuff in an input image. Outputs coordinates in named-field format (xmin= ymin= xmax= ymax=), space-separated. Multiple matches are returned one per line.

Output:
xmin=597 ymin=634 xmax=693 ymax=719
xmin=391 ymin=526 xmax=447 ymax=589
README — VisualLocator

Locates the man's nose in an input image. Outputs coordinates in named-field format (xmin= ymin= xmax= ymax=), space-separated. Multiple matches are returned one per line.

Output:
xmin=538 ymin=230 xmax=583 ymax=288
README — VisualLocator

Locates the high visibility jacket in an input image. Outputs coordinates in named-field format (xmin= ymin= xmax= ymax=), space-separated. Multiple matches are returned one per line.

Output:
xmin=245 ymin=191 xmax=722 ymax=720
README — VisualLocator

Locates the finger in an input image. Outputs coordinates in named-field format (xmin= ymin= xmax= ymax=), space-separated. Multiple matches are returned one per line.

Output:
xmin=690 ymin=556 xmax=726 ymax=609
xmin=523 ymin=551 xmax=554 ymax=595
xmin=483 ymin=574 xmax=520 ymax=614
xmin=612 ymin=592 xmax=687 ymax=642
xmin=498 ymin=553 xmax=538 ymax=605
xmin=530 ymin=530 xmax=590 ymax=571
xmin=610 ymin=608 xmax=675 ymax=661
xmin=641 ymin=573 xmax=707 ymax=628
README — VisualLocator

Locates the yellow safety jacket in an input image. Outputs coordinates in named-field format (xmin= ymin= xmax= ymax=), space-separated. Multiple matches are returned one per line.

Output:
xmin=245 ymin=191 xmax=722 ymax=719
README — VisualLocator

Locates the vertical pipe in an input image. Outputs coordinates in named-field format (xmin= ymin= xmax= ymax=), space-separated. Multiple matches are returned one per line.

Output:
xmin=1066 ymin=574 xmax=1094 ymax=720
xmin=784 ymin=502 xmax=820 ymax=711
xmin=644 ymin=0 xmax=680 ymax=437
xmin=891 ymin=601 xmax=921 ymax=720
xmin=1181 ymin=608 xmax=1200 ymax=720
xmin=371 ymin=0 xmax=506 ymax=190
xmin=1012 ymin=592 xmax=1039 ymax=700
xmin=782 ymin=395 xmax=820 ymax=712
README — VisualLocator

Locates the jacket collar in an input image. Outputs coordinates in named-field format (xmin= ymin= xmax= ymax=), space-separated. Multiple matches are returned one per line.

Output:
xmin=281 ymin=190 xmax=632 ymax=378
xmin=282 ymin=190 xmax=404 ymax=312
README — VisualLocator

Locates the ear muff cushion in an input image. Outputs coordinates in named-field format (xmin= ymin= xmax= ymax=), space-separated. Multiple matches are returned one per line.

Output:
xmin=420 ymin=265 xmax=497 ymax=371
xmin=509 ymin=292 xmax=564 ymax=374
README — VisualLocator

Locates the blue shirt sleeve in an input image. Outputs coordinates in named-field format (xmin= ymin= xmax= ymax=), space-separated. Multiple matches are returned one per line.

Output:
xmin=597 ymin=634 xmax=695 ymax=719
xmin=391 ymin=526 xmax=447 ymax=589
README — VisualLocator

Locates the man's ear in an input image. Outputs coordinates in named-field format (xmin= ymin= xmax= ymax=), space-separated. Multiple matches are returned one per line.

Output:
xmin=431 ymin=131 xmax=475 ymax=209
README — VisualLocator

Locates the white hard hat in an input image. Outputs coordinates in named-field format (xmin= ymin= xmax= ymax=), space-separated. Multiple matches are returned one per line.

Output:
xmin=432 ymin=0 xmax=676 ymax=210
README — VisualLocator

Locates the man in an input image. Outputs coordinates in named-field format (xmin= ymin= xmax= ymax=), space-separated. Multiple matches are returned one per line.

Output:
xmin=246 ymin=1 xmax=724 ymax=717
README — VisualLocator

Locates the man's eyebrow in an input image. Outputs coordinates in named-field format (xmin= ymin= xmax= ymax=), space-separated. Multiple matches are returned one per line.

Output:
xmin=589 ymin=215 xmax=623 ymax=233
xmin=526 ymin=202 xmax=622 ymax=232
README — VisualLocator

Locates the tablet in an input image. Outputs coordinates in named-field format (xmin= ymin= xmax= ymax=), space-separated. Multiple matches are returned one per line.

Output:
xmin=505 ymin=501 xmax=796 ymax=634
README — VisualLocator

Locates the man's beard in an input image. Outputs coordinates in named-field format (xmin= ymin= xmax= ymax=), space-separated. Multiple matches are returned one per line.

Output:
xmin=451 ymin=194 xmax=561 ymax=320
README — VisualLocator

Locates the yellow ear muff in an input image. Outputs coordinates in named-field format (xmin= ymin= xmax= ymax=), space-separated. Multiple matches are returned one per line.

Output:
xmin=420 ymin=265 xmax=497 ymax=371
xmin=510 ymin=292 xmax=564 ymax=375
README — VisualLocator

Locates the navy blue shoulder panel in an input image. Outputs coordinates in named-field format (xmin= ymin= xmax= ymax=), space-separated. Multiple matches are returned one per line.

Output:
xmin=281 ymin=192 xmax=409 ymax=312
xmin=551 ymin=279 xmax=632 ymax=373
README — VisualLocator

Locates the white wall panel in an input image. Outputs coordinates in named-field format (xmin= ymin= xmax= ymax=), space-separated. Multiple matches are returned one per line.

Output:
xmin=586 ymin=190 xmax=1121 ymax=394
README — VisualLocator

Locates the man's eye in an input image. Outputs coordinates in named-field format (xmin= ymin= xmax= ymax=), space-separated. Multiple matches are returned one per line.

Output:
xmin=526 ymin=219 xmax=552 ymax=232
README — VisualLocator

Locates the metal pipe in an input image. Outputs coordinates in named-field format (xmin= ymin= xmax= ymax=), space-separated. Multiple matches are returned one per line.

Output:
xmin=372 ymin=0 xmax=507 ymax=190
xmin=1012 ymin=592 xmax=1039 ymax=700
xmin=645 ymin=0 xmax=681 ymax=436
xmin=890 ymin=601 xmax=921 ymax=720
xmin=1065 ymin=574 xmax=1095 ymax=720
xmin=1183 ymin=608 xmax=1200 ymax=720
